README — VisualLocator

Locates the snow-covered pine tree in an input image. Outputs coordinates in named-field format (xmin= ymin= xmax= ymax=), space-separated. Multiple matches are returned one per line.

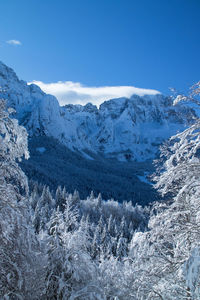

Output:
xmin=0 ymin=100 xmax=46 ymax=299
xmin=127 ymin=83 xmax=200 ymax=299
xmin=46 ymin=202 xmax=104 ymax=299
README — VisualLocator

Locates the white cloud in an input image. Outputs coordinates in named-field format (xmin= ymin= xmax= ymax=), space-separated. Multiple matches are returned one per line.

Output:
xmin=29 ymin=80 xmax=160 ymax=107
xmin=6 ymin=39 xmax=22 ymax=46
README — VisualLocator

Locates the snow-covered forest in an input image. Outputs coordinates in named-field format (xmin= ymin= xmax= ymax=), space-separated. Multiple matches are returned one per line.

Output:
xmin=1 ymin=82 xmax=200 ymax=299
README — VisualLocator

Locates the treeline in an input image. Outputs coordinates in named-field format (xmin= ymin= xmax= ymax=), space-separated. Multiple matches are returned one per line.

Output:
xmin=20 ymin=135 xmax=157 ymax=205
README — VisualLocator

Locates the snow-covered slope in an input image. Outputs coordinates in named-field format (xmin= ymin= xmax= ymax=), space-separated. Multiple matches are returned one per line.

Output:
xmin=0 ymin=61 xmax=196 ymax=161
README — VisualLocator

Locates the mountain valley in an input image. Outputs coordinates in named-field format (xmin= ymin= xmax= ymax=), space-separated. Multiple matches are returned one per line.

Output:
xmin=0 ymin=61 xmax=196 ymax=204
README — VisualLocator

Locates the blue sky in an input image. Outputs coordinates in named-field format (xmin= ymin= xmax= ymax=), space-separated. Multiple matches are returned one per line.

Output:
xmin=0 ymin=0 xmax=200 ymax=105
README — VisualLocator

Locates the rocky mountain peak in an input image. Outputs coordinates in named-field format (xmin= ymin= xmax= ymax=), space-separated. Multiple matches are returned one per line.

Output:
xmin=0 ymin=61 xmax=197 ymax=161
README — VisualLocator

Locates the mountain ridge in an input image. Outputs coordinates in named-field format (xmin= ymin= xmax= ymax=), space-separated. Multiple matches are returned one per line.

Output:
xmin=0 ymin=61 xmax=196 ymax=162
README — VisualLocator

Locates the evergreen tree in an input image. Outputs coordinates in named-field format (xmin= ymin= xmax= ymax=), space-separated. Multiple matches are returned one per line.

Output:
xmin=0 ymin=100 xmax=46 ymax=299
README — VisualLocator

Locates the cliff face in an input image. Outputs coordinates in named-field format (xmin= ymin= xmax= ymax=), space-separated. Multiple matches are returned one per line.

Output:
xmin=0 ymin=61 xmax=196 ymax=161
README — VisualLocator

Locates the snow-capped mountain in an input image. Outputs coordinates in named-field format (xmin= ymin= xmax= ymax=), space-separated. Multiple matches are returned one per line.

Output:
xmin=0 ymin=61 xmax=196 ymax=161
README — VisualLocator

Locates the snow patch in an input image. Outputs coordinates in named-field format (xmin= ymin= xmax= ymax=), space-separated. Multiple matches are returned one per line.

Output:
xmin=138 ymin=172 xmax=152 ymax=185
xmin=36 ymin=147 xmax=46 ymax=153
